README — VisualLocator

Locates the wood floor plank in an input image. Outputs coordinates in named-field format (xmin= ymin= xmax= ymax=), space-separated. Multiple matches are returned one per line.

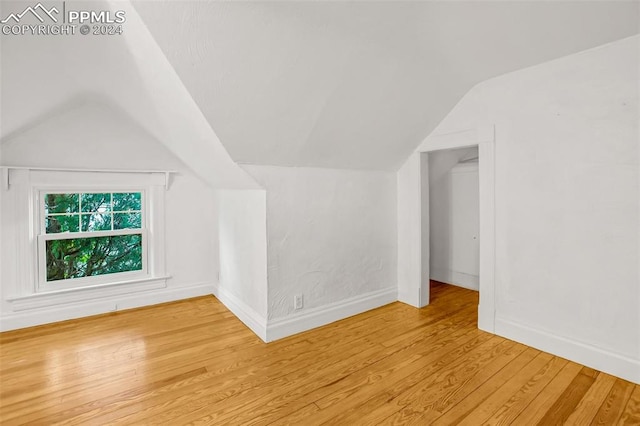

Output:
xmin=478 ymin=356 xmax=568 ymax=425
xmin=618 ymin=386 xmax=640 ymax=425
xmin=428 ymin=347 xmax=541 ymax=425
xmin=563 ymin=372 xmax=618 ymax=425
xmin=510 ymin=361 xmax=583 ymax=425
xmin=589 ymin=378 xmax=635 ymax=425
xmin=323 ymin=339 xmax=527 ymax=425
xmin=1 ymin=283 xmax=638 ymax=426
xmin=535 ymin=366 xmax=600 ymax=425
xmin=295 ymin=336 xmax=503 ymax=425
xmin=452 ymin=352 xmax=557 ymax=425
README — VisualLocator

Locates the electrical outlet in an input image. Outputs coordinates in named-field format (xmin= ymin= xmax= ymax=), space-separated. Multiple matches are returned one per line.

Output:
xmin=294 ymin=294 xmax=303 ymax=310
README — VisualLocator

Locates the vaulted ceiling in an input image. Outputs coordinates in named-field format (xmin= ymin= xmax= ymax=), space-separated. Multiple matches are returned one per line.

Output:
xmin=1 ymin=1 xmax=638 ymax=173
xmin=132 ymin=1 xmax=639 ymax=170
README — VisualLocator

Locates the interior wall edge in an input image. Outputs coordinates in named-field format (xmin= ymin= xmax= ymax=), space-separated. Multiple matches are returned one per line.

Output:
xmin=212 ymin=281 xmax=268 ymax=342
xmin=495 ymin=314 xmax=640 ymax=385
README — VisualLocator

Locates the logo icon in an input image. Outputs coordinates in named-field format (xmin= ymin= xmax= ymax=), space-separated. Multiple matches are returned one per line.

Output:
xmin=1 ymin=2 xmax=59 ymax=24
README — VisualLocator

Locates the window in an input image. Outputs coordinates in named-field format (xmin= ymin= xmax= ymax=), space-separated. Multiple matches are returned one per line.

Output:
xmin=39 ymin=191 xmax=146 ymax=288
xmin=0 ymin=168 xmax=171 ymax=303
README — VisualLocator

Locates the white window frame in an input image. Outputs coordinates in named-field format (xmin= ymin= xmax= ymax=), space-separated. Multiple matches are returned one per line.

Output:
xmin=3 ymin=168 xmax=171 ymax=310
xmin=35 ymin=188 xmax=149 ymax=292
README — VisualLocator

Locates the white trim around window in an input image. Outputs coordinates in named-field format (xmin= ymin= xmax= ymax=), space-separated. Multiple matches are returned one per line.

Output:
xmin=2 ymin=167 xmax=172 ymax=310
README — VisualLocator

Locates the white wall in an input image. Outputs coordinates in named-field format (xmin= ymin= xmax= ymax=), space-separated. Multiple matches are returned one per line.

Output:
xmin=429 ymin=147 xmax=479 ymax=290
xmin=405 ymin=36 xmax=640 ymax=383
xmin=216 ymin=189 xmax=269 ymax=340
xmin=0 ymin=100 xmax=218 ymax=330
xmin=242 ymin=165 xmax=397 ymax=326
xmin=397 ymin=153 xmax=423 ymax=307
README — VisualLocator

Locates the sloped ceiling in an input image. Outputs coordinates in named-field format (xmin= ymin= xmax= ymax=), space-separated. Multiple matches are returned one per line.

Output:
xmin=0 ymin=0 xmax=259 ymax=189
xmin=133 ymin=1 xmax=639 ymax=171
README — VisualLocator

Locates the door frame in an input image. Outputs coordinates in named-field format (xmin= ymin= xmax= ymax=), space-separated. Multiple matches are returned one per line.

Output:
xmin=417 ymin=125 xmax=496 ymax=333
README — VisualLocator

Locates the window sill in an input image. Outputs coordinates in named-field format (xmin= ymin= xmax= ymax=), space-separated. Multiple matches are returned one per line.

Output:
xmin=7 ymin=276 xmax=170 ymax=311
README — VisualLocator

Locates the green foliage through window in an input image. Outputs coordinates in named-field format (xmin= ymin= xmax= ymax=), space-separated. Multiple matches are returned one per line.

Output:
xmin=43 ymin=192 xmax=144 ymax=283
xmin=46 ymin=235 xmax=143 ymax=281
xmin=45 ymin=192 xmax=142 ymax=234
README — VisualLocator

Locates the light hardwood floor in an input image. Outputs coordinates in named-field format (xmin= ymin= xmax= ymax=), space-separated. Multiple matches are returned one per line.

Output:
xmin=1 ymin=282 xmax=638 ymax=425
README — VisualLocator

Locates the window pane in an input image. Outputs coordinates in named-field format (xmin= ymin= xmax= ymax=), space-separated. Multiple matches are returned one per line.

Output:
xmin=113 ymin=192 xmax=141 ymax=212
xmin=45 ymin=194 xmax=79 ymax=214
xmin=81 ymin=193 xmax=111 ymax=213
xmin=113 ymin=212 xmax=142 ymax=230
xmin=46 ymin=215 xmax=80 ymax=233
xmin=46 ymin=234 xmax=143 ymax=282
xmin=81 ymin=213 xmax=112 ymax=232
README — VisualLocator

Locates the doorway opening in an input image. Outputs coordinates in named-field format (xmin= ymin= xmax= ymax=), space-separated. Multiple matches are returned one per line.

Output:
xmin=416 ymin=126 xmax=495 ymax=333
xmin=428 ymin=146 xmax=480 ymax=298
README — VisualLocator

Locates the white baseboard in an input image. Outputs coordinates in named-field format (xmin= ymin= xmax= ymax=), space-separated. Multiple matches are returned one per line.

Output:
xmin=211 ymin=283 xmax=267 ymax=342
xmin=477 ymin=303 xmax=494 ymax=333
xmin=495 ymin=315 xmax=640 ymax=385
xmin=431 ymin=268 xmax=479 ymax=291
xmin=266 ymin=287 xmax=397 ymax=342
xmin=0 ymin=281 xmax=215 ymax=332
xmin=397 ymin=288 xmax=419 ymax=308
